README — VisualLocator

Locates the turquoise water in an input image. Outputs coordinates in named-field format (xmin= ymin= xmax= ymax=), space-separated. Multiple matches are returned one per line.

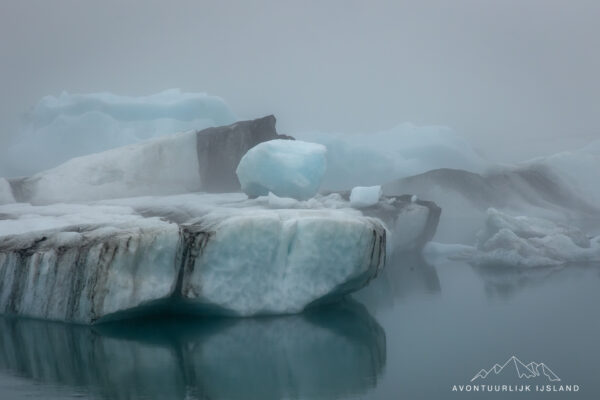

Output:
xmin=0 ymin=255 xmax=599 ymax=399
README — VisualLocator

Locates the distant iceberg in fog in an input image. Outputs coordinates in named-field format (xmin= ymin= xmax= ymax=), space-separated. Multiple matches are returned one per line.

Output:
xmin=295 ymin=123 xmax=489 ymax=191
xmin=4 ymin=89 xmax=236 ymax=176
xmin=424 ymin=208 xmax=600 ymax=269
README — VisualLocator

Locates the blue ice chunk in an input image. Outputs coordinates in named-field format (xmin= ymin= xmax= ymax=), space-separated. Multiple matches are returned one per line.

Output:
xmin=236 ymin=139 xmax=327 ymax=200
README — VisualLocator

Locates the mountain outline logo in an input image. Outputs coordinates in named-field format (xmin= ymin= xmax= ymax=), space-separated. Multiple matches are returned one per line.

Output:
xmin=471 ymin=356 xmax=561 ymax=382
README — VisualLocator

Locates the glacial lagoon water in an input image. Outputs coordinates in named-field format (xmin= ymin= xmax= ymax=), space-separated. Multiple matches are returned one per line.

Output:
xmin=0 ymin=255 xmax=599 ymax=400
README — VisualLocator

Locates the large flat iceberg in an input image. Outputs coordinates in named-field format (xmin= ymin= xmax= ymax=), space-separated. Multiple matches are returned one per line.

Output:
xmin=0 ymin=112 xmax=445 ymax=323
xmin=0 ymin=193 xmax=387 ymax=323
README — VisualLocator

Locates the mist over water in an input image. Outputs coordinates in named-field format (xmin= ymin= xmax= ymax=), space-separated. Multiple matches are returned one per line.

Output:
xmin=1 ymin=0 xmax=600 ymax=164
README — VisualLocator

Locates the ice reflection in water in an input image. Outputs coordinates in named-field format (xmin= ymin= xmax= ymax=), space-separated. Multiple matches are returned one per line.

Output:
xmin=353 ymin=252 xmax=441 ymax=309
xmin=0 ymin=300 xmax=385 ymax=400
xmin=471 ymin=262 xmax=600 ymax=299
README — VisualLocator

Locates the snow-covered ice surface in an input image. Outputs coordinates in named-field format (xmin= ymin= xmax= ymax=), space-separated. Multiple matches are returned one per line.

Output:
xmin=350 ymin=186 xmax=382 ymax=208
xmin=2 ymin=90 xmax=236 ymax=176
xmin=246 ymin=193 xmax=440 ymax=257
xmin=266 ymin=192 xmax=300 ymax=208
xmin=0 ymin=193 xmax=390 ymax=323
xmin=236 ymin=139 xmax=327 ymax=200
xmin=295 ymin=123 xmax=488 ymax=191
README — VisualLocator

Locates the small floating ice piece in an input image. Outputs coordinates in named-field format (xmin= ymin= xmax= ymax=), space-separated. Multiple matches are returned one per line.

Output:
xmin=350 ymin=186 xmax=382 ymax=209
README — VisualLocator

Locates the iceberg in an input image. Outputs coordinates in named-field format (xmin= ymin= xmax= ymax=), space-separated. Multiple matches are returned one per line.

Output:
xmin=422 ymin=208 xmax=600 ymax=269
xmin=474 ymin=208 xmax=600 ymax=268
xmin=0 ymin=113 xmax=444 ymax=324
xmin=382 ymin=140 xmax=600 ymax=246
xmin=384 ymin=165 xmax=600 ymax=244
xmin=3 ymin=89 xmax=236 ymax=176
xmin=0 ymin=193 xmax=387 ymax=323
xmin=7 ymin=116 xmax=291 ymax=204
xmin=350 ymin=185 xmax=382 ymax=208
xmin=236 ymin=139 xmax=327 ymax=200
xmin=10 ymin=132 xmax=201 ymax=204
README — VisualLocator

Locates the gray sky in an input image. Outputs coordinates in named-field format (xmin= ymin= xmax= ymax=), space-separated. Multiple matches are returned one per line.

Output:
xmin=1 ymin=0 xmax=599 ymax=162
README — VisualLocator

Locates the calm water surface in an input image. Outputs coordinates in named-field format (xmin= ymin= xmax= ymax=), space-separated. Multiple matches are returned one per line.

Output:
xmin=1 ymin=254 xmax=599 ymax=399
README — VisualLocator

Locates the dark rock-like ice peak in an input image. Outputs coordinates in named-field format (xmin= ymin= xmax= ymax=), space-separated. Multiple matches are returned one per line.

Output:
xmin=196 ymin=115 xmax=294 ymax=192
